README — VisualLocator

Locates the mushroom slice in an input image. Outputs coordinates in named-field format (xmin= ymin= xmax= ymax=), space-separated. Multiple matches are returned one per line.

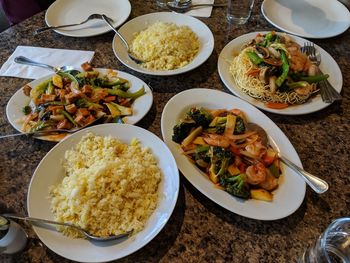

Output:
xmin=269 ymin=76 xmax=277 ymax=94
xmin=259 ymin=67 xmax=270 ymax=84
xmin=255 ymin=46 xmax=270 ymax=58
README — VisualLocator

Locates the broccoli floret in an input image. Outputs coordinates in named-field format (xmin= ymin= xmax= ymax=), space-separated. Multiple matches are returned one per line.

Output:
xmin=194 ymin=145 xmax=211 ymax=167
xmin=22 ymin=105 xmax=31 ymax=115
xmin=206 ymin=116 xmax=226 ymax=134
xmin=234 ymin=116 xmax=246 ymax=134
xmin=213 ymin=146 xmax=233 ymax=159
xmin=172 ymin=121 xmax=195 ymax=143
xmin=187 ymin=107 xmax=213 ymax=128
xmin=221 ymin=173 xmax=250 ymax=199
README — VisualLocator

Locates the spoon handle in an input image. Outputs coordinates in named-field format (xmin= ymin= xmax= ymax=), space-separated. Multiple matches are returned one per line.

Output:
xmin=14 ymin=56 xmax=55 ymax=72
xmin=279 ymin=156 xmax=329 ymax=194
xmin=2 ymin=214 xmax=81 ymax=231
xmin=101 ymin=15 xmax=130 ymax=50
xmin=34 ymin=21 xmax=87 ymax=34
xmin=192 ymin=3 xmax=227 ymax=7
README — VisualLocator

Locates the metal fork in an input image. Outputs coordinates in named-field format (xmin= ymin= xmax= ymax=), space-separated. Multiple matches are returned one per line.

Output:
xmin=301 ymin=42 xmax=342 ymax=103
xmin=35 ymin=14 xmax=113 ymax=35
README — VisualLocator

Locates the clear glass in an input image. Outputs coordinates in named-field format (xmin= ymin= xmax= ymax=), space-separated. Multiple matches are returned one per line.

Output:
xmin=298 ymin=217 xmax=350 ymax=263
xmin=156 ymin=0 xmax=168 ymax=8
xmin=0 ymin=220 xmax=28 ymax=254
xmin=226 ymin=0 xmax=255 ymax=24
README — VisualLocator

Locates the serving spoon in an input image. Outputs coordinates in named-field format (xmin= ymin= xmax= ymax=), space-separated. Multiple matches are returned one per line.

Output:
xmin=166 ymin=1 xmax=227 ymax=13
xmin=246 ymin=123 xmax=329 ymax=194
xmin=0 ymin=114 xmax=105 ymax=139
xmin=101 ymin=15 xmax=144 ymax=64
xmin=1 ymin=214 xmax=132 ymax=242
xmin=14 ymin=56 xmax=74 ymax=73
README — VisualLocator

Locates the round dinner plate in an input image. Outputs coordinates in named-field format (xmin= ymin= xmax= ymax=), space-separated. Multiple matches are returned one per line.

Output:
xmin=112 ymin=12 xmax=214 ymax=76
xmin=161 ymin=88 xmax=306 ymax=221
xmin=45 ymin=0 xmax=131 ymax=37
xmin=217 ymin=31 xmax=343 ymax=115
xmin=27 ymin=123 xmax=179 ymax=262
xmin=6 ymin=68 xmax=153 ymax=141
xmin=261 ymin=0 xmax=350 ymax=39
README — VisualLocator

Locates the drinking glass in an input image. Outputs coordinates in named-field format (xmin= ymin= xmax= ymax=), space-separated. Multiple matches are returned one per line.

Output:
xmin=156 ymin=0 xmax=168 ymax=8
xmin=298 ymin=217 xmax=350 ymax=263
xmin=226 ymin=0 xmax=255 ymax=24
xmin=0 ymin=220 xmax=28 ymax=254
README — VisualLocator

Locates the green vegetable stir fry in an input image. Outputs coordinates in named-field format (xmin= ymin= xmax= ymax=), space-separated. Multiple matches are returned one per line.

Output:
xmin=172 ymin=107 xmax=282 ymax=201
xmin=21 ymin=68 xmax=145 ymax=133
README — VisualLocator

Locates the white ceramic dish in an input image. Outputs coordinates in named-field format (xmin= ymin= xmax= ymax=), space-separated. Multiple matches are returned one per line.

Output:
xmin=217 ymin=31 xmax=343 ymax=115
xmin=261 ymin=0 xmax=350 ymax=39
xmin=6 ymin=68 xmax=153 ymax=140
xmin=27 ymin=123 xmax=179 ymax=262
xmin=112 ymin=12 xmax=214 ymax=76
xmin=45 ymin=0 xmax=131 ymax=37
xmin=161 ymin=88 xmax=306 ymax=220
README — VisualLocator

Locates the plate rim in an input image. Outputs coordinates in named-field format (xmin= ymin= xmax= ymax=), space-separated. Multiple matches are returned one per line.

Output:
xmin=160 ymin=88 xmax=306 ymax=220
xmin=26 ymin=123 xmax=180 ymax=262
xmin=112 ymin=11 xmax=215 ymax=76
xmin=217 ymin=31 xmax=343 ymax=115
xmin=45 ymin=0 xmax=131 ymax=37
xmin=5 ymin=68 xmax=153 ymax=140
xmin=261 ymin=0 xmax=350 ymax=39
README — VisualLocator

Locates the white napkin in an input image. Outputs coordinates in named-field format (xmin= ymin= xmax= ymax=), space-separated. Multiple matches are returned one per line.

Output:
xmin=0 ymin=46 xmax=95 ymax=79
xmin=181 ymin=0 xmax=215 ymax=18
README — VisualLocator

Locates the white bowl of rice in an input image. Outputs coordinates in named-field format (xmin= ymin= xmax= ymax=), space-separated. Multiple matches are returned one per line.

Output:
xmin=112 ymin=12 xmax=214 ymax=76
xmin=27 ymin=124 xmax=179 ymax=262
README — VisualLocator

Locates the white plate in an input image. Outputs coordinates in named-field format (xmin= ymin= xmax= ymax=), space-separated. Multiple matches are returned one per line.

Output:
xmin=45 ymin=0 xmax=131 ymax=37
xmin=161 ymin=88 xmax=306 ymax=220
xmin=218 ymin=31 xmax=343 ymax=115
xmin=112 ymin=12 xmax=214 ymax=76
xmin=261 ymin=0 xmax=350 ymax=39
xmin=27 ymin=123 xmax=179 ymax=262
xmin=6 ymin=68 xmax=153 ymax=139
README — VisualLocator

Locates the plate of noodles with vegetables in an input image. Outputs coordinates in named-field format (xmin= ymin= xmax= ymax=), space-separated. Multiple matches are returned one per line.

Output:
xmin=6 ymin=66 xmax=153 ymax=141
xmin=161 ymin=88 xmax=306 ymax=220
xmin=218 ymin=31 xmax=343 ymax=115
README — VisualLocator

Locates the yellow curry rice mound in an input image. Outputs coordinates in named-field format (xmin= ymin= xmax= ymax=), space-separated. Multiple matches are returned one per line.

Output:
xmin=130 ymin=22 xmax=200 ymax=70
xmin=49 ymin=133 xmax=161 ymax=238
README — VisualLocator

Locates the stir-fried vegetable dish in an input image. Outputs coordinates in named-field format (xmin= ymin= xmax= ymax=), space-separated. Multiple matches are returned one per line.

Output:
xmin=230 ymin=31 xmax=329 ymax=109
xmin=21 ymin=66 xmax=145 ymax=133
xmin=172 ymin=107 xmax=281 ymax=201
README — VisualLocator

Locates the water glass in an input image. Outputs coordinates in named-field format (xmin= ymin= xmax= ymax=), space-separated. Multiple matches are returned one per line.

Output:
xmin=156 ymin=0 xmax=168 ymax=8
xmin=298 ymin=217 xmax=350 ymax=263
xmin=226 ymin=0 xmax=255 ymax=24
xmin=0 ymin=220 xmax=28 ymax=254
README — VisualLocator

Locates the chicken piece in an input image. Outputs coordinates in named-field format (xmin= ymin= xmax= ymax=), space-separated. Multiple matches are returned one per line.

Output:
xmin=81 ymin=62 xmax=93 ymax=71
xmin=22 ymin=84 xmax=32 ymax=96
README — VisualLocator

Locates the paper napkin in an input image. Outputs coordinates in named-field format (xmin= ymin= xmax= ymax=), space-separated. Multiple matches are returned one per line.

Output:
xmin=182 ymin=0 xmax=215 ymax=18
xmin=0 ymin=46 xmax=95 ymax=79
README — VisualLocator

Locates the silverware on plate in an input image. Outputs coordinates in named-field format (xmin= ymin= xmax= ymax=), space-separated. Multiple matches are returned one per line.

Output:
xmin=34 ymin=14 xmax=114 ymax=35
xmin=1 ymin=214 xmax=132 ymax=242
xmin=301 ymin=42 xmax=342 ymax=104
xmin=247 ymin=123 xmax=329 ymax=194
xmin=166 ymin=1 xmax=227 ymax=13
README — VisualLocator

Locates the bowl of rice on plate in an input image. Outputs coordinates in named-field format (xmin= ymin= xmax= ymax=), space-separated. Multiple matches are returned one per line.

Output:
xmin=27 ymin=123 xmax=179 ymax=262
xmin=112 ymin=12 xmax=214 ymax=76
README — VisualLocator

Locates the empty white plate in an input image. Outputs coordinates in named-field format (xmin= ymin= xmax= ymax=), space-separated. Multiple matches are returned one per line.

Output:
xmin=261 ymin=0 xmax=350 ymax=39
xmin=45 ymin=0 xmax=131 ymax=37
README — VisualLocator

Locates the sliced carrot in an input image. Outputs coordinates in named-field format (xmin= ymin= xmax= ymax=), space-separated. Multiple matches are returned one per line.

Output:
xmin=265 ymin=102 xmax=289 ymax=109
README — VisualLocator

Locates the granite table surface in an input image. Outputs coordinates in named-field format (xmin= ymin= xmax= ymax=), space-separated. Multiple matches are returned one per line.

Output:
xmin=0 ymin=0 xmax=349 ymax=262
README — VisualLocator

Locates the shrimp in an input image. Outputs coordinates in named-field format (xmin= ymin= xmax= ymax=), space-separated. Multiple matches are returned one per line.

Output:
xmin=203 ymin=134 xmax=230 ymax=148
xmin=259 ymin=170 xmax=279 ymax=191
xmin=246 ymin=162 xmax=266 ymax=185
xmin=245 ymin=141 xmax=267 ymax=158
xmin=295 ymin=83 xmax=316 ymax=96
xmin=287 ymin=46 xmax=311 ymax=72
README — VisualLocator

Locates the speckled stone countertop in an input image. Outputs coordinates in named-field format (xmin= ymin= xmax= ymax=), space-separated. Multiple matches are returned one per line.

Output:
xmin=0 ymin=0 xmax=349 ymax=262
